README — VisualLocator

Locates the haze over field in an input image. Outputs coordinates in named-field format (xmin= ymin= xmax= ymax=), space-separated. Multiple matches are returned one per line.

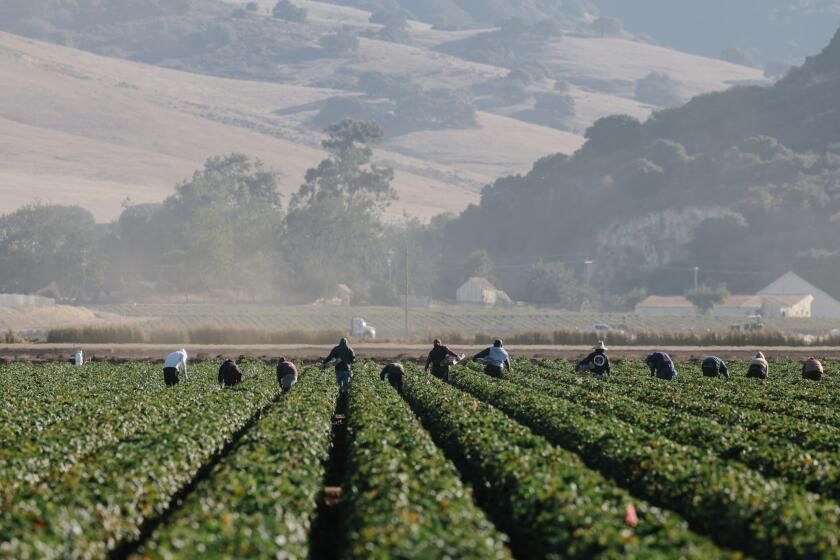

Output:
xmin=0 ymin=0 xmax=838 ymax=317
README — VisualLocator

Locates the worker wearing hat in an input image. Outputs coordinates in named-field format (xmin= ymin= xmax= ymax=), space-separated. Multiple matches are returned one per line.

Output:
xmin=576 ymin=341 xmax=611 ymax=379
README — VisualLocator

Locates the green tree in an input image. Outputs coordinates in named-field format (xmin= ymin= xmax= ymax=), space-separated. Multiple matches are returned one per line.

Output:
xmin=685 ymin=284 xmax=730 ymax=314
xmin=524 ymin=262 xmax=592 ymax=308
xmin=284 ymin=120 xmax=395 ymax=298
xmin=272 ymin=0 xmax=307 ymax=22
xmin=0 ymin=204 xmax=99 ymax=298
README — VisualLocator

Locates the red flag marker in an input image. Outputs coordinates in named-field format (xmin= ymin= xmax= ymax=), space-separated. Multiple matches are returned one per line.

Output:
xmin=625 ymin=503 xmax=638 ymax=527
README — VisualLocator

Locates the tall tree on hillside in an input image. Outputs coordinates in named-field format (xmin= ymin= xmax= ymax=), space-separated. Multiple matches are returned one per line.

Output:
xmin=284 ymin=119 xmax=395 ymax=299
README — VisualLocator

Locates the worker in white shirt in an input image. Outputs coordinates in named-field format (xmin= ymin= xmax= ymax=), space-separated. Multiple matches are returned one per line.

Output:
xmin=163 ymin=348 xmax=189 ymax=387
xmin=472 ymin=339 xmax=512 ymax=378
xmin=74 ymin=350 xmax=84 ymax=366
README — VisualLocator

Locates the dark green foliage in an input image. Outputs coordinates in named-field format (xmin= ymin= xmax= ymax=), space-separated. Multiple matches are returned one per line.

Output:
xmin=402 ymin=366 xmax=734 ymax=559
xmin=635 ymin=72 xmax=683 ymax=108
xmin=320 ymin=31 xmax=360 ymax=55
xmin=272 ymin=0 xmax=307 ymax=22
xmin=450 ymin=365 xmax=840 ymax=559
xmin=685 ymin=284 xmax=730 ymax=314
xmin=140 ymin=367 xmax=335 ymax=558
xmin=342 ymin=367 xmax=510 ymax=559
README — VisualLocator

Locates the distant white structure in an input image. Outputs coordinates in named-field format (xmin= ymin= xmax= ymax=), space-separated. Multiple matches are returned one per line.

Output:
xmin=636 ymin=293 xmax=813 ymax=318
xmin=0 ymin=294 xmax=55 ymax=306
xmin=351 ymin=317 xmax=376 ymax=339
xmin=456 ymin=277 xmax=511 ymax=306
xmin=759 ymin=272 xmax=840 ymax=318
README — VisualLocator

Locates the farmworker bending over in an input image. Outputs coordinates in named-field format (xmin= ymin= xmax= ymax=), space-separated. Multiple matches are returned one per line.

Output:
xmin=425 ymin=339 xmax=462 ymax=382
xmin=701 ymin=356 xmax=729 ymax=379
xmin=218 ymin=358 xmax=243 ymax=388
xmin=576 ymin=341 xmax=611 ymax=379
xmin=380 ymin=362 xmax=405 ymax=394
xmin=473 ymin=339 xmax=511 ymax=378
xmin=802 ymin=357 xmax=825 ymax=381
xmin=746 ymin=352 xmax=769 ymax=379
xmin=322 ymin=338 xmax=355 ymax=395
xmin=277 ymin=357 xmax=299 ymax=393
xmin=646 ymin=351 xmax=677 ymax=381
xmin=163 ymin=348 xmax=189 ymax=387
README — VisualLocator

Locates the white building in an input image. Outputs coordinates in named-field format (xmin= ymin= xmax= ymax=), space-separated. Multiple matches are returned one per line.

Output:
xmin=635 ymin=293 xmax=813 ymax=318
xmin=759 ymin=272 xmax=840 ymax=318
xmin=457 ymin=277 xmax=506 ymax=305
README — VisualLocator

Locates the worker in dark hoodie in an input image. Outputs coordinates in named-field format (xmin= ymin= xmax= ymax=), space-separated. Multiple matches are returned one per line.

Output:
xmin=322 ymin=338 xmax=356 ymax=395
xmin=424 ymin=339 xmax=463 ymax=382
xmin=218 ymin=358 xmax=243 ymax=388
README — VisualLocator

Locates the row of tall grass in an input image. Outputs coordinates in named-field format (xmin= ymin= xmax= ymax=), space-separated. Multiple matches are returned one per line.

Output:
xmin=429 ymin=329 xmax=840 ymax=347
xmin=47 ymin=325 xmax=344 ymax=345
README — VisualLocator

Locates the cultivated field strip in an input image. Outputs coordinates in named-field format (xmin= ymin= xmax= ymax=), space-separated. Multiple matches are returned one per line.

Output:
xmin=0 ymin=362 xmax=161 ymax=449
xmin=504 ymin=365 xmax=840 ymax=500
xmin=534 ymin=361 xmax=840 ymax=453
xmin=0 ymin=363 xmax=278 ymax=559
xmin=134 ymin=367 xmax=336 ymax=559
xmin=343 ymin=367 xmax=510 ymax=559
xmin=400 ymin=367 xmax=733 ymax=559
xmin=449 ymin=366 xmax=840 ymax=558
xmin=1 ymin=365 xmax=197 ymax=504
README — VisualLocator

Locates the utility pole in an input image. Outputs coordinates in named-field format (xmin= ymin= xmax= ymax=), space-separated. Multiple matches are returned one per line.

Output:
xmin=404 ymin=237 xmax=410 ymax=338
xmin=693 ymin=266 xmax=700 ymax=290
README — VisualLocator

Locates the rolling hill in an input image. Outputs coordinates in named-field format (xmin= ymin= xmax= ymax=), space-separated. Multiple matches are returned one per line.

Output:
xmin=0 ymin=0 xmax=764 ymax=222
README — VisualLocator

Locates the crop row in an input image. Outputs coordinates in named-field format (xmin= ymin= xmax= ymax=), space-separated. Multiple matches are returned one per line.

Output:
xmin=136 ymin=367 xmax=336 ymax=559
xmin=449 ymin=367 xmax=840 ymax=559
xmin=507 ymin=364 xmax=840 ymax=502
xmin=401 ymin=365 xmax=732 ymax=559
xmin=342 ymin=366 xmax=510 ymax=559
xmin=0 ymin=364 xmax=198 ymax=505
xmin=596 ymin=359 xmax=840 ymax=428
xmin=533 ymin=360 xmax=840 ymax=454
xmin=0 ymin=362 xmax=159 ymax=448
xmin=0 ymin=364 xmax=279 ymax=559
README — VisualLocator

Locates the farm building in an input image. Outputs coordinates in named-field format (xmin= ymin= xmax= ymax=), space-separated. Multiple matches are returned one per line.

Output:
xmin=635 ymin=293 xmax=813 ymax=318
xmin=758 ymin=272 xmax=840 ymax=318
xmin=456 ymin=277 xmax=512 ymax=306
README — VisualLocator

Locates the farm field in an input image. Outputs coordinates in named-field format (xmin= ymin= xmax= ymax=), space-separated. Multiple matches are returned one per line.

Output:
xmin=95 ymin=303 xmax=840 ymax=337
xmin=2 ymin=357 xmax=839 ymax=558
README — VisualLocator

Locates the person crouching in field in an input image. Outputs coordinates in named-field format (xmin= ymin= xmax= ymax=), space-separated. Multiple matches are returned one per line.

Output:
xmin=277 ymin=357 xmax=299 ymax=393
xmin=163 ymin=348 xmax=189 ymax=387
xmin=747 ymin=352 xmax=769 ymax=379
xmin=425 ymin=339 xmax=462 ymax=382
xmin=473 ymin=339 xmax=511 ymax=378
xmin=802 ymin=357 xmax=825 ymax=381
xmin=218 ymin=358 xmax=243 ymax=388
xmin=380 ymin=362 xmax=405 ymax=394
xmin=322 ymin=338 xmax=356 ymax=395
xmin=701 ymin=356 xmax=729 ymax=379
xmin=576 ymin=341 xmax=611 ymax=379
xmin=646 ymin=351 xmax=677 ymax=381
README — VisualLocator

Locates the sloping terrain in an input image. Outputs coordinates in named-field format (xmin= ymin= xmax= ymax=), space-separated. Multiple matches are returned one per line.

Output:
xmin=0 ymin=0 xmax=764 ymax=222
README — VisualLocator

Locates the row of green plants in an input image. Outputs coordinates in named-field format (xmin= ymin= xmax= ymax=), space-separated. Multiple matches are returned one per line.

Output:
xmin=0 ymin=363 xmax=279 ymax=558
xmin=0 ymin=363 xmax=172 ymax=504
xmin=449 ymin=366 xmax=840 ymax=558
xmin=507 ymin=365 xmax=840 ymax=501
xmin=137 ymin=368 xmax=336 ymax=559
xmin=342 ymin=367 xmax=511 ymax=559
xmin=400 ymin=366 xmax=733 ymax=559
xmin=584 ymin=359 xmax=840 ymax=429
xmin=46 ymin=324 xmax=344 ymax=344
xmin=535 ymin=360 xmax=840 ymax=454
